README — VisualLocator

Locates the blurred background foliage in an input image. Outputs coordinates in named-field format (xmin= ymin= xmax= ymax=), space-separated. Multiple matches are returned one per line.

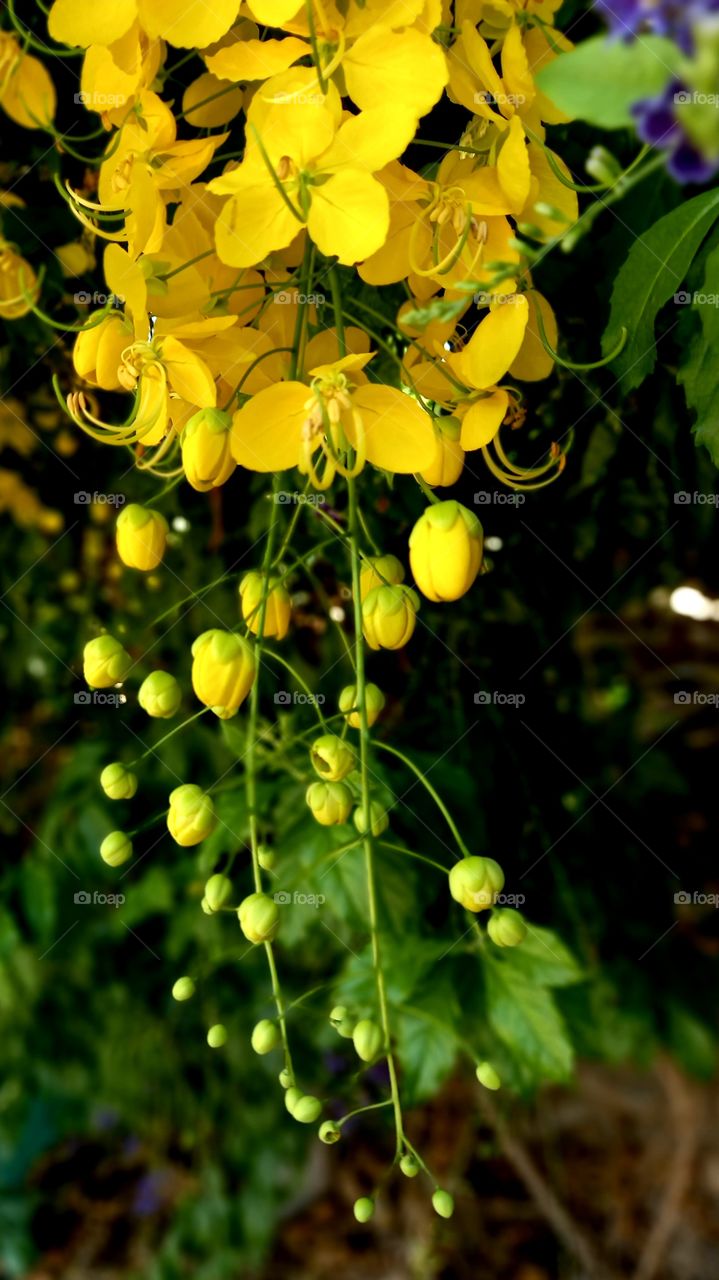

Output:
xmin=1 ymin=1 xmax=718 ymax=1276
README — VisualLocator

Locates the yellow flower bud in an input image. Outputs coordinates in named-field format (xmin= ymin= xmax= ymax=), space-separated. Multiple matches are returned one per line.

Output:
xmin=306 ymin=780 xmax=353 ymax=826
xmin=448 ymin=856 xmax=504 ymax=912
xmin=83 ymin=634 xmax=132 ymax=688
xmin=191 ymin=629 xmax=255 ymax=716
xmin=100 ymin=830 xmax=132 ymax=867
xmin=204 ymin=873 xmax=232 ymax=912
xmin=116 ymin=504 xmax=168 ymax=572
xmin=310 ymin=734 xmax=356 ymax=783
xmin=420 ymin=418 xmax=465 ymax=487
xmin=362 ymin=584 xmax=419 ymax=651
xmin=409 ymin=500 xmax=483 ymax=602
xmin=338 ymin=682 xmax=385 ymax=729
xmin=138 ymin=670 xmax=182 ymax=719
xmin=167 ymin=784 xmax=216 ymax=847
xmin=353 ymin=799 xmax=389 ymax=837
xmin=181 ymin=408 xmax=236 ymax=492
xmin=239 ymin=570 xmax=291 ymax=640
xmin=0 ymin=242 xmax=39 ymax=319
xmin=237 ymin=892 xmax=280 ymax=944
xmin=100 ymin=762 xmax=137 ymax=800
xmin=487 ymin=908 xmax=527 ymax=948
xmin=73 ymin=311 xmax=132 ymax=391
xmin=360 ymin=554 xmax=405 ymax=601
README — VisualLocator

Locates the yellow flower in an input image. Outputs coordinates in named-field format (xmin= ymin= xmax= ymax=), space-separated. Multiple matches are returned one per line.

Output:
xmin=230 ymin=353 xmax=434 ymax=487
xmin=0 ymin=36 xmax=55 ymax=129
xmin=360 ymin=554 xmax=405 ymax=601
xmin=409 ymin=501 xmax=483 ymax=603
xmin=73 ymin=312 xmax=133 ymax=392
xmin=48 ymin=0 xmax=239 ymax=51
xmin=116 ymin=503 xmax=168 ymax=571
xmin=421 ymin=417 xmax=465 ymax=487
xmin=191 ymin=629 xmax=256 ymax=717
xmin=181 ymin=408 xmax=236 ymax=492
xmin=362 ymin=584 xmax=419 ymax=650
xmin=0 ymin=241 xmax=39 ymax=319
xmin=208 ymin=68 xmax=419 ymax=267
xmin=239 ymin=571 xmax=292 ymax=641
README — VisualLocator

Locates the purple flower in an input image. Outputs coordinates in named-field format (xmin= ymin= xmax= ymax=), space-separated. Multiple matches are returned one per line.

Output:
xmin=632 ymin=81 xmax=719 ymax=184
xmin=595 ymin=0 xmax=719 ymax=51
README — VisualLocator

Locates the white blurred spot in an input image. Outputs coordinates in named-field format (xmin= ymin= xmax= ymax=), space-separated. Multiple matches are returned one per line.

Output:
xmin=669 ymin=585 xmax=719 ymax=621
xmin=329 ymin=606 xmax=345 ymax=623
xmin=172 ymin=516 xmax=190 ymax=533
xmin=485 ymin=536 xmax=503 ymax=552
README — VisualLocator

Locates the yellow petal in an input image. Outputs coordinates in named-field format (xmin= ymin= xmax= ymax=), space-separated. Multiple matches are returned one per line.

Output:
xmin=343 ymin=26 xmax=448 ymax=116
xmin=459 ymin=390 xmax=509 ymax=450
xmin=158 ymin=336 xmax=217 ymax=407
xmin=307 ymin=169 xmax=389 ymax=265
xmin=497 ymin=115 xmax=531 ymax=213
xmin=135 ymin=364 xmax=168 ymax=444
xmin=245 ymin=0 xmax=303 ymax=21
xmin=501 ymin=23 xmax=536 ymax=115
xmin=318 ymin=107 xmax=418 ymax=173
xmin=0 ymin=51 xmax=56 ymax=128
xmin=351 ymin=386 xmax=435 ymax=473
xmin=48 ymin=0 xmax=136 ymax=46
xmin=246 ymin=68 xmax=341 ymax=168
xmin=215 ymin=182 xmax=301 ymax=268
xmin=104 ymin=243 xmax=147 ymax=325
xmin=521 ymin=141 xmax=578 ymax=240
xmin=182 ymin=73 xmax=243 ymax=128
xmin=205 ymin=36 xmax=309 ymax=83
xmin=136 ymin=0 xmax=238 ymax=48
xmin=230 ymin=382 xmax=308 ymax=471
xmin=509 ymin=292 xmax=557 ymax=382
xmin=523 ymin=26 xmax=573 ymax=125
xmin=460 ymin=297 xmax=529 ymax=389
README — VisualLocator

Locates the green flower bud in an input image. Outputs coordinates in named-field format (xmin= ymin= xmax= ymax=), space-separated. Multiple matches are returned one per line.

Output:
xmin=204 ymin=873 xmax=232 ymax=913
xmin=167 ymin=784 xmax=216 ymax=847
xmin=306 ymin=780 xmax=353 ymax=826
xmin=329 ymin=1005 xmax=348 ymax=1026
xmin=238 ymin=892 xmax=279 ymax=944
xmin=400 ymin=1154 xmax=419 ymax=1178
xmin=310 ymin=734 xmax=355 ymax=783
xmin=319 ymin=1120 xmax=341 ymax=1144
xmin=200 ymin=896 xmax=213 ymax=915
xmin=116 ymin=503 xmax=168 ymax=572
xmin=258 ymin=844 xmax=276 ymax=871
xmin=83 ymin=634 xmax=132 ymax=689
xmin=292 ymin=1094 xmax=322 ymax=1124
xmin=100 ymin=830 xmax=132 ymax=867
xmin=487 ymin=907 xmax=527 ymax=948
xmin=279 ymin=1068 xmax=292 ymax=1089
xmin=284 ymin=1086 xmax=302 ymax=1115
xmin=251 ymin=1019 xmax=279 ymax=1055
xmin=353 ymin=799 xmax=389 ymax=837
xmin=100 ymin=762 xmax=137 ymax=801
xmin=353 ymin=1018 xmax=382 ymax=1063
xmin=172 ymin=976 xmax=195 ymax=1001
xmin=337 ymin=1018 xmax=355 ymax=1039
xmin=339 ymin=682 xmax=385 ymax=729
xmin=207 ymin=1024 xmax=227 ymax=1048
xmin=585 ymin=145 xmax=623 ymax=186
xmin=448 ymin=856 xmax=504 ymax=913
xmin=476 ymin=1061 xmax=501 ymax=1091
xmin=432 ymin=1189 xmax=454 ymax=1219
xmin=138 ymin=669 xmax=182 ymax=719
xmin=353 ymin=1197 xmax=374 ymax=1224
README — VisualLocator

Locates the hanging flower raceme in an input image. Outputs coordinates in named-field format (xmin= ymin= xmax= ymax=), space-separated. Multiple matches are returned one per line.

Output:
xmin=230 ymin=351 xmax=435 ymax=487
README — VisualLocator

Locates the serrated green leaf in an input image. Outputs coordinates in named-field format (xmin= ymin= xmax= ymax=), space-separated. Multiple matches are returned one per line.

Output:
xmin=497 ymin=924 xmax=583 ymax=987
xmin=536 ymin=35 xmax=680 ymax=129
xmin=397 ymin=976 xmax=460 ymax=1103
xmin=484 ymin=953 xmax=574 ymax=1085
xmin=678 ymin=239 xmax=719 ymax=466
xmin=603 ymin=189 xmax=719 ymax=393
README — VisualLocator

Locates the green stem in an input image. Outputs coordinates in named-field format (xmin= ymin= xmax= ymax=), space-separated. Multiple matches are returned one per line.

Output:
xmin=374 ymin=741 xmax=470 ymax=860
xmin=128 ymin=707 xmax=208 ymax=765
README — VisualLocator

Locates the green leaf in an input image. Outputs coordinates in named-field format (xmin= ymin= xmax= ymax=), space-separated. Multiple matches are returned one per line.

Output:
xmin=498 ymin=925 xmax=584 ymax=988
xmin=604 ymin=189 xmax=719 ymax=393
xmin=397 ymin=975 xmax=460 ymax=1103
xmin=678 ymin=238 xmax=719 ymax=466
xmin=20 ymin=857 xmax=57 ymax=942
xmin=536 ymin=36 xmax=680 ymax=129
xmin=484 ymin=952 xmax=574 ymax=1086
xmin=667 ymin=1003 xmax=717 ymax=1080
